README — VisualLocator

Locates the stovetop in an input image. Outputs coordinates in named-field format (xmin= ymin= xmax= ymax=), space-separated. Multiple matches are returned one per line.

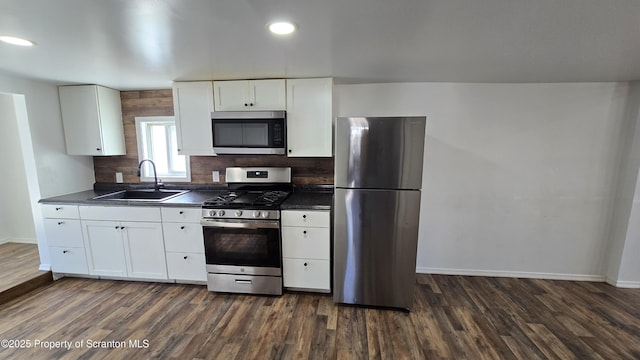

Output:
xmin=202 ymin=190 xmax=291 ymax=210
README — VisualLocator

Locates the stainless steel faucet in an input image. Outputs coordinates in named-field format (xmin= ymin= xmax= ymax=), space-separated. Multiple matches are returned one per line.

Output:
xmin=137 ymin=159 xmax=164 ymax=190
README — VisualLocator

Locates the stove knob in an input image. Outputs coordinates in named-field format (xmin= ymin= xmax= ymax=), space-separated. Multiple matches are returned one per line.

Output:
xmin=253 ymin=211 xmax=261 ymax=218
xmin=261 ymin=212 xmax=270 ymax=218
xmin=235 ymin=210 xmax=243 ymax=217
xmin=208 ymin=210 xmax=216 ymax=217
xmin=218 ymin=210 xmax=225 ymax=217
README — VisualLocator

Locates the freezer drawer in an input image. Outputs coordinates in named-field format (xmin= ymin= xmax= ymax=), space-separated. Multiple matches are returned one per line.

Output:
xmin=333 ymin=188 xmax=421 ymax=310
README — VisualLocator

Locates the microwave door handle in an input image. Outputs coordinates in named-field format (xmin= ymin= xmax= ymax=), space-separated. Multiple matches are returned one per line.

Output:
xmin=200 ymin=219 xmax=280 ymax=229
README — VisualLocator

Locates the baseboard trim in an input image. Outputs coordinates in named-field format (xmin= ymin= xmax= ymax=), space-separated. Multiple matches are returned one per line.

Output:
xmin=604 ymin=278 xmax=640 ymax=288
xmin=39 ymin=263 xmax=51 ymax=272
xmin=0 ymin=238 xmax=7 ymax=245
xmin=416 ymin=267 xmax=606 ymax=282
xmin=9 ymin=238 xmax=37 ymax=244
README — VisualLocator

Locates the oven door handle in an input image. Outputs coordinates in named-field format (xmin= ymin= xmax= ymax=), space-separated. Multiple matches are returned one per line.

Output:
xmin=200 ymin=219 xmax=280 ymax=229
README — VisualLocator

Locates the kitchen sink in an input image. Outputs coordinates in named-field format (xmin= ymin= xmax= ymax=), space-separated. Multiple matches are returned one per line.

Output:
xmin=91 ymin=189 xmax=190 ymax=202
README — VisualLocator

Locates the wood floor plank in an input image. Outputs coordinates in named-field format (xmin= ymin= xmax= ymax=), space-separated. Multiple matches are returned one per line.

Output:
xmin=0 ymin=275 xmax=639 ymax=359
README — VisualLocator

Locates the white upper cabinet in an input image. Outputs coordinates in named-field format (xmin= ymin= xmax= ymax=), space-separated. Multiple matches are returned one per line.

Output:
xmin=286 ymin=78 xmax=333 ymax=157
xmin=213 ymin=79 xmax=286 ymax=111
xmin=58 ymin=85 xmax=125 ymax=156
xmin=172 ymin=81 xmax=215 ymax=156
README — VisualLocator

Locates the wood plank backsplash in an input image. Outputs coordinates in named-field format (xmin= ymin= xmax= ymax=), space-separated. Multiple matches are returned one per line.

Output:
xmin=93 ymin=90 xmax=334 ymax=184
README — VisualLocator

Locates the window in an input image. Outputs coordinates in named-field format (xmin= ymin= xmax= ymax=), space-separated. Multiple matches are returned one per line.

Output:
xmin=135 ymin=116 xmax=190 ymax=182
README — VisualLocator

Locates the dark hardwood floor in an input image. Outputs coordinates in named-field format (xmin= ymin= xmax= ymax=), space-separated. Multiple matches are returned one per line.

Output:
xmin=0 ymin=274 xmax=639 ymax=359
xmin=0 ymin=242 xmax=52 ymax=306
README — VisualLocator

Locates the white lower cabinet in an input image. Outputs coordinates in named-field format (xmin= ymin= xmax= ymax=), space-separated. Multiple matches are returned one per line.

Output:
xmin=42 ymin=204 xmax=89 ymax=275
xmin=49 ymin=246 xmax=88 ymax=274
xmin=80 ymin=206 xmax=168 ymax=280
xmin=166 ymin=252 xmax=206 ymax=282
xmin=161 ymin=207 xmax=206 ymax=282
xmin=281 ymin=209 xmax=331 ymax=292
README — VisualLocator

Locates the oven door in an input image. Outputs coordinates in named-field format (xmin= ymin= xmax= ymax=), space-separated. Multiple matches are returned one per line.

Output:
xmin=201 ymin=218 xmax=282 ymax=276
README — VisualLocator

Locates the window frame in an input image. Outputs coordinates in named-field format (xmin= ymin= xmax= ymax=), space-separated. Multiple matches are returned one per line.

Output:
xmin=135 ymin=116 xmax=191 ymax=183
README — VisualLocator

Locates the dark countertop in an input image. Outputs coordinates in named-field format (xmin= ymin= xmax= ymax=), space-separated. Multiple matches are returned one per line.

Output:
xmin=39 ymin=189 xmax=224 ymax=208
xmin=40 ymin=184 xmax=334 ymax=210
xmin=281 ymin=191 xmax=333 ymax=211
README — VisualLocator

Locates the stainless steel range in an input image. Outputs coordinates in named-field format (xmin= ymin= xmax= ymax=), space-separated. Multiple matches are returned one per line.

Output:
xmin=201 ymin=167 xmax=292 ymax=295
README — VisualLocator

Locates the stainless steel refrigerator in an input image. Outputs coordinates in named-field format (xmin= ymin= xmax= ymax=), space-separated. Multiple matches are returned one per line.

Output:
xmin=333 ymin=116 xmax=426 ymax=311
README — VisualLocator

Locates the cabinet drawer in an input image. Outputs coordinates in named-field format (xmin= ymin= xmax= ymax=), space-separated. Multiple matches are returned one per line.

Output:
xmin=44 ymin=219 xmax=83 ymax=247
xmin=162 ymin=223 xmax=204 ymax=253
xmin=282 ymin=227 xmax=330 ymax=260
xmin=166 ymin=252 xmax=206 ymax=282
xmin=283 ymin=258 xmax=330 ymax=291
xmin=161 ymin=207 xmax=202 ymax=223
xmin=49 ymin=246 xmax=88 ymax=274
xmin=80 ymin=206 xmax=161 ymax=222
xmin=281 ymin=210 xmax=330 ymax=228
xmin=41 ymin=204 xmax=79 ymax=219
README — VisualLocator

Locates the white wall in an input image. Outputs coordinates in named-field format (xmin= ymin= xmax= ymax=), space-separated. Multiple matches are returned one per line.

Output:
xmin=0 ymin=71 xmax=96 ymax=267
xmin=337 ymin=82 xmax=630 ymax=280
xmin=0 ymin=71 xmax=95 ymax=198
xmin=0 ymin=94 xmax=36 ymax=243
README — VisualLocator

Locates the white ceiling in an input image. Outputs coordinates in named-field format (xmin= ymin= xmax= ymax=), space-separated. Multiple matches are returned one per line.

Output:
xmin=1 ymin=0 xmax=639 ymax=90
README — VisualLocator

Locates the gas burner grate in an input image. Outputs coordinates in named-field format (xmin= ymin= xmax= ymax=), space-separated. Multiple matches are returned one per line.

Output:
xmin=255 ymin=191 xmax=290 ymax=205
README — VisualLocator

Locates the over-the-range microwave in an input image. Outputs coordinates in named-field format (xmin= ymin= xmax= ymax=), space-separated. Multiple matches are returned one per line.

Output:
xmin=211 ymin=110 xmax=286 ymax=155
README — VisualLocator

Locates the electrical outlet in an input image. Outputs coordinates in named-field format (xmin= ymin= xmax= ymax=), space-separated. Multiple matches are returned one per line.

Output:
xmin=212 ymin=171 xmax=220 ymax=183
xmin=115 ymin=172 xmax=123 ymax=183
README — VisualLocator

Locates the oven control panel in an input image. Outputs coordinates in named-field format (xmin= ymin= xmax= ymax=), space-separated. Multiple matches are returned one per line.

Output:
xmin=202 ymin=209 xmax=279 ymax=220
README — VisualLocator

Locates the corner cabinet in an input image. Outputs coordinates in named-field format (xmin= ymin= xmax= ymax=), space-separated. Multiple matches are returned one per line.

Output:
xmin=58 ymin=85 xmax=126 ymax=156
xmin=79 ymin=206 xmax=168 ymax=280
xmin=281 ymin=210 xmax=331 ymax=293
xmin=213 ymin=79 xmax=286 ymax=111
xmin=172 ymin=81 xmax=216 ymax=156
xmin=286 ymin=78 xmax=333 ymax=157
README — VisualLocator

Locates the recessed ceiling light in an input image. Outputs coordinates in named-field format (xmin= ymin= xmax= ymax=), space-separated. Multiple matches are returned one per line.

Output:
xmin=0 ymin=36 xmax=35 ymax=47
xmin=267 ymin=22 xmax=296 ymax=35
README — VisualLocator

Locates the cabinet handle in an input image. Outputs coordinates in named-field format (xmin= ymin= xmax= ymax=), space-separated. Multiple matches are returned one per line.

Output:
xmin=304 ymin=262 xmax=308 ymax=267
xmin=249 ymin=103 xmax=254 ymax=106
xmin=302 ymin=215 xmax=307 ymax=219
xmin=183 ymin=256 xmax=188 ymax=260
xmin=115 ymin=226 xmax=119 ymax=229
xmin=96 ymin=147 xmax=101 ymax=151
xmin=244 ymin=103 xmax=248 ymax=106
xmin=180 ymin=226 xmax=185 ymax=230
xmin=179 ymin=211 xmax=184 ymax=214
xmin=177 ymin=148 xmax=181 ymax=152
xmin=55 ymin=207 xmax=62 ymax=211
xmin=303 ymin=230 xmax=307 ymax=235
xmin=57 ymin=221 xmax=65 ymax=225
xmin=120 ymin=226 xmax=125 ymax=230
xmin=63 ymin=250 xmax=69 ymax=254
xmin=288 ymin=149 xmax=292 ymax=153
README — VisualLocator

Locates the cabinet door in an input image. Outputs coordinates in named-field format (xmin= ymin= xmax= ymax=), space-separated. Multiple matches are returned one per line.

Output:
xmin=82 ymin=220 xmax=127 ymax=277
xmin=213 ymin=80 xmax=249 ymax=111
xmin=162 ymin=223 xmax=204 ymax=253
xmin=282 ymin=227 xmax=330 ymax=260
xmin=44 ymin=218 xmax=84 ymax=247
xmin=49 ymin=246 xmax=89 ymax=274
xmin=286 ymin=78 xmax=333 ymax=157
xmin=166 ymin=252 xmax=206 ymax=281
xmin=283 ymin=258 xmax=330 ymax=291
xmin=59 ymin=85 xmax=104 ymax=155
xmin=58 ymin=85 xmax=125 ymax=156
xmin=251 ymin=79 xmax=286 ymax=110
xmin=122 ymin=221 xmax=168 ymax=280
xmin=281 ymin=210 xmax=331 ymax=228
xmin=41 ymin=204 xmax=79 ymax=219
xmin=172 ymin=81 xmax=215 ymax=155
